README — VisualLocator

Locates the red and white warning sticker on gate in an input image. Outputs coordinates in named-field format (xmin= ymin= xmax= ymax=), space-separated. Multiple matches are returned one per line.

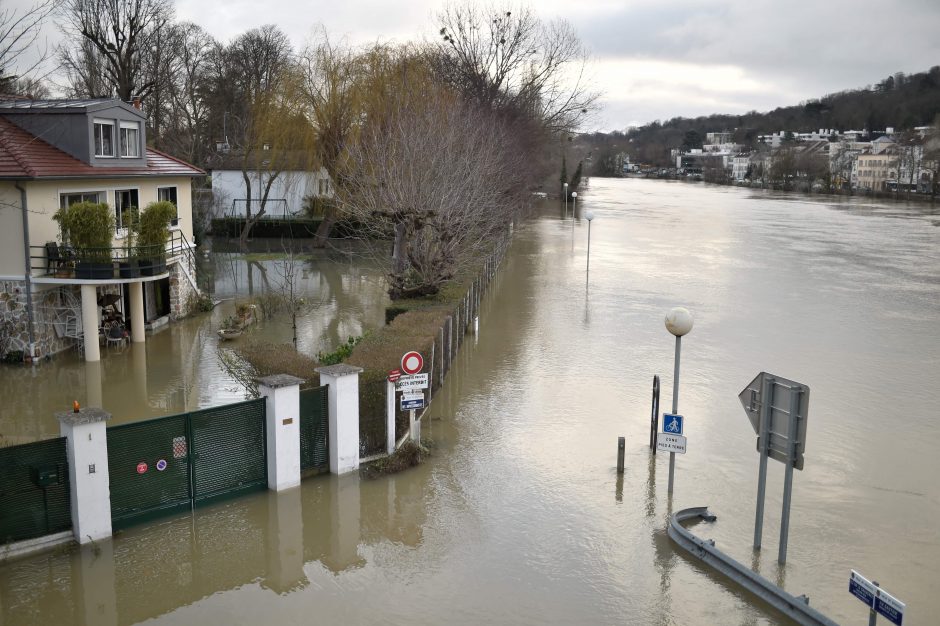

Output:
xmin=172 ymin=436 xmax=187 ymax=459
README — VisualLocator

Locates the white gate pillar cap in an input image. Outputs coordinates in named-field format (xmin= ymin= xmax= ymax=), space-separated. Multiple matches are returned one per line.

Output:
xmin=315 ymin=364 xmax=364 ymax=377
xmin=257 ymin=374 xmax=305 ymax=389
xmin=56 ymin=407 xmax=112 ymax=428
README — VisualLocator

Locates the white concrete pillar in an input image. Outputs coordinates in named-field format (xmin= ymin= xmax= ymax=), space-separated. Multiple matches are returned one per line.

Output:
xmin=386 ymin=380 xmax=396 ymax=455
xmin=80 ymin=284 xmax=100 ymax=362
xmin=83 ymin=361 xmax=102 ymax=410
xmin=315 ymin=364 xmax=363 ymax=474
xmin=57 ymin=407 xmax=112 ymax=544
xmin=129 ymin=281 xmax=145 ymax=343
xmin=258 ymin=374 xmax=303 ymax=491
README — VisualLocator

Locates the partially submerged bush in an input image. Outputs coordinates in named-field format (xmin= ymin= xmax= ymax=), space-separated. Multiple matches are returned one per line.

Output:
xmin=361 ymin=440 xmax=426 ymax=479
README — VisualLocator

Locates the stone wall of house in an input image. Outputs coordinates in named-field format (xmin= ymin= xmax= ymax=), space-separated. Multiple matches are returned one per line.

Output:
xmin=0 ymin=282 xmax=82 ymax=360
xmin=168 ymin=256 xmax=199 ymax=320
xmin=0 ymin=280 xmax=31 ymax=360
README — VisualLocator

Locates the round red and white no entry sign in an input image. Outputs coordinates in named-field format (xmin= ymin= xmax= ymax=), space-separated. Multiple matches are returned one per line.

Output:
xmin=401 ymin=351 xmax=424 ymax=375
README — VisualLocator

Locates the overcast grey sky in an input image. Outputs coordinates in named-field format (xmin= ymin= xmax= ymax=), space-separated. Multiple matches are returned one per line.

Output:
xmin=14 ymin=0 xmax=940 ymax=131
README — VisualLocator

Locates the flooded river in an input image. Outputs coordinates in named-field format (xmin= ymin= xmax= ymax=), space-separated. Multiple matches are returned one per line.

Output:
xmin=2 ymin=178 xmax=939 ymax=624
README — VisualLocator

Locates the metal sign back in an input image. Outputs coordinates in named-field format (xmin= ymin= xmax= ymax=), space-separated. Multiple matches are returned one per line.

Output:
xmin=739 ymin=372 xmax=810 ymax=470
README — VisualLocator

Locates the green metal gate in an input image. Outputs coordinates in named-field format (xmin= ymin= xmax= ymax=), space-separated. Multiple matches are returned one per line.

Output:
xmin=107 ymin=398 xmax=266 ymax=529
xmin=299 ymin=386 xmax=329 ymax=473
xmin=0 ymin=438 xmax=71 ymax=545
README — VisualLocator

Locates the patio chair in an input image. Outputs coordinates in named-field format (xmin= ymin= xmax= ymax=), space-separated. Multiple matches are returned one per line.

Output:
xmin=45 ymin=242 xmax=62 ymax=274
xmin=106 ymin=323 xmax=128 ymax=348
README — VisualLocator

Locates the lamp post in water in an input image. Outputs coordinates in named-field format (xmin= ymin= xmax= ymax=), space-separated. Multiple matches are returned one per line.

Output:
xmin=571 ymin=191 xmax=578 ymax=248
xmin=664 ymin=307 xmax=693 ymax=495
xmin=563 ymin=182 xmax=569 ymax=216
xmin=585 ymin=210 xmax=595 ymax=273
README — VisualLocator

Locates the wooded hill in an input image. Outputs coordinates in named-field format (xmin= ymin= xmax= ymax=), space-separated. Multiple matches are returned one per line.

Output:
xmin=591 ymin=66 xmax=940 ymax=169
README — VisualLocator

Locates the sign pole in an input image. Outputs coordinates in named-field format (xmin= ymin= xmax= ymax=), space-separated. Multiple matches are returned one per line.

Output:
xmin=668 ymin=335 xmax=680 ymax=494
xmin=754 ymin=375 xmax=775 ymax=549
xmin=663 ymin=307 xmax=693 ymax=496
xmin=778 ymin=385 xmax=804 ymax=564
xmin=870 ymin=582 xmax=880 ymax=626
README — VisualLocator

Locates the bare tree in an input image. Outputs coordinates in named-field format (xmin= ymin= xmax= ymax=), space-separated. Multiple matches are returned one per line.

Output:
xmin=58 ymin=37 xmax=110 ymax=96
xmin=339 ymin=85 xmax=522 ymax=298
xmin=435 ymin=3 xmax=596 ymax=134
xmin=0 ymin=0 xmax=59 ymax=93
xmin=158 ymin=22 xmax=215 ymax=163
xmin=59 ymin=0 xmax=174 ymax=100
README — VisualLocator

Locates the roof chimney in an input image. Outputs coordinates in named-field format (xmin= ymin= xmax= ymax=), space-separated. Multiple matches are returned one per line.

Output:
xmin=132 ymin=96 xmax=141 ymax=110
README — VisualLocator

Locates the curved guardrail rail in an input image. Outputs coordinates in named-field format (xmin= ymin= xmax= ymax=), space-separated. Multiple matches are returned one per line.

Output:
xmin=668 ymin=507 xmax=839 ymax=626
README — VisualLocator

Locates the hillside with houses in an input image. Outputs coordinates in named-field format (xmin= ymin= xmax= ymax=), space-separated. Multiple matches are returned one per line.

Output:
xmin=585 ymin=67 xmax=940 ymax=196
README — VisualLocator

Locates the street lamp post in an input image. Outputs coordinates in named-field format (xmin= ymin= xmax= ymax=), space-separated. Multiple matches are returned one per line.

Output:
xmin=564 ymin=182 xmax=569 ymax=216
xmin=584 ymin=210 xmax=595 ymax=273
xmin=664 ymin=307 xmax=693 ymax=495
xmin=571 ymin=191 xmax=578 ymax=247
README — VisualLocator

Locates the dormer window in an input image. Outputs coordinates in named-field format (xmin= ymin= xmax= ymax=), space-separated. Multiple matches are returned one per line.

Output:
xmin=120 ymin=121 xmax=140 ymax=158
xmin=94 ymin=119 xmax=114 ymax=157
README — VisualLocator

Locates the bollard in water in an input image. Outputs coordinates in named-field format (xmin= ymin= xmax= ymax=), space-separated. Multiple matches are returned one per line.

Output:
xmin=617 ymin=436 xmax=626 ymax=473
xmin=649 ymin=375 xmax=660 ymax=452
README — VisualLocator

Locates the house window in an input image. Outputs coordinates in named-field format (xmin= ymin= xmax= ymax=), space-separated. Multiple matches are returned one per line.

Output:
xmin=120 ymin=122 xmax=140 ymax=158
xmin=59 ymin=191 xmax=103 ymax=209
xmin=114 ymin=189 xmax=139 ymax=231
xmin=94 ymin=120 xmax=114 ymax=157
xmin=158 ymin=186 xmax=179 ymax=226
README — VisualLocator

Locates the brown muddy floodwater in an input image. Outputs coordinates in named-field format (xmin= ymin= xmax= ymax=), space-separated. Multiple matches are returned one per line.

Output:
xmin=2 ymin=178 xmax=940 ymax=624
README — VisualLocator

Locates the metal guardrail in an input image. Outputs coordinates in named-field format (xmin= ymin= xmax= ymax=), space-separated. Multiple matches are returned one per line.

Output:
xmin=667 ymin=507 xmax=839 ymax=626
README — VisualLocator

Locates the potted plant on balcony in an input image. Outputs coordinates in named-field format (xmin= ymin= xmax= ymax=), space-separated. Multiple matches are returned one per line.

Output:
xmin=53 ymin=201 xmax=115 ymax=279
xmin=118 ymin=205 xmax=140 ymax=278
xmin=137 ymin=201 xmax=174 ymax=276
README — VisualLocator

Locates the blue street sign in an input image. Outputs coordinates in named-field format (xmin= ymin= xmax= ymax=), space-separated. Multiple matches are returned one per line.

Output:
xmin=875 ymin=591 xmax=905 ymax=625
xmin=663 ymin=413 xmax=684 ymax=435
xmin=849 ymin=573 xmax=875 ymax=608
xmin=401 ymin=395 xmax=425 ymax=411
xmin=849 ymin=570 xmax=905 ymax=625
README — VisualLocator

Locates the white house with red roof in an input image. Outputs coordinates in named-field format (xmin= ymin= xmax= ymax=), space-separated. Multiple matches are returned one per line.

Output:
xmin=0 ymin=98 xmax=205 ymax=362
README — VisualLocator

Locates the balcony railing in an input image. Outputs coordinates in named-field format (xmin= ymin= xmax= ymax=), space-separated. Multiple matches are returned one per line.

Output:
xmin=30 ymin=242 xmax=168 ymax=279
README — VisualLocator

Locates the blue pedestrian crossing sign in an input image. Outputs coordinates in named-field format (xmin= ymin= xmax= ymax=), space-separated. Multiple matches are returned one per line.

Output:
xmin=663 ymin=413 xmax=684 ymax=435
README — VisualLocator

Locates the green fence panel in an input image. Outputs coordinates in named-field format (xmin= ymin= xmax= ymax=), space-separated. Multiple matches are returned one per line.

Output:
xmin=189 ymin=398 xmax=266 ymax=504
xmin=0 ymin=438 xmax=71 ymax=544
xmin=107 ymin=415 xmax=191 ymax=529
xmin=299 ymin=386 xmax=329 ymax=472
xmin=360 ymin=378 xmax=388 ymax=457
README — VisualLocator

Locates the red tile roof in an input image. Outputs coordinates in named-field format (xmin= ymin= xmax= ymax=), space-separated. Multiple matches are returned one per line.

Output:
xmin=0 ymin=117 xmax=204 ymax=179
